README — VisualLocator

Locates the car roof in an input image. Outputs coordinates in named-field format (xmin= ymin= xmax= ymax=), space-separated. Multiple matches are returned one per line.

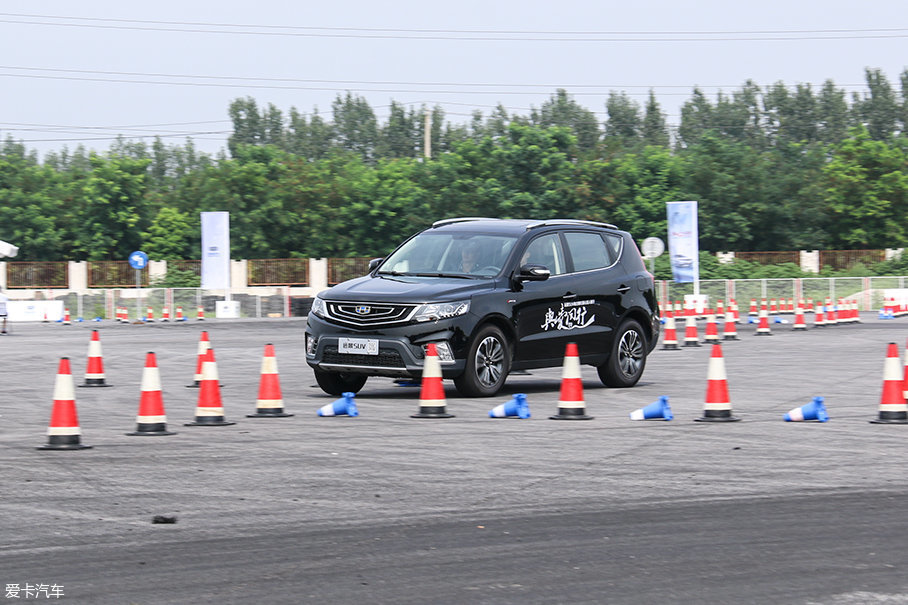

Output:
xmin=429 ymin=217 xmax=620 ymax=235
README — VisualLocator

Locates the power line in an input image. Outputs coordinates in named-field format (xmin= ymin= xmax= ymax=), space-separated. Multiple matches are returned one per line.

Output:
xmin=0 ymin=70 xmax=882 ymax=98
xmin=1 ymin=12 xmax=906 ymax=35
xmin=0 ymin=13 xmax=906 ymax=41
xmin=0 ymin=65 xmax=874 ymax=91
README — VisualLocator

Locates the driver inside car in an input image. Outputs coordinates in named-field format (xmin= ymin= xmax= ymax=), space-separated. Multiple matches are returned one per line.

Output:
xmin=460 ymin=241 xmax=482 ymax=273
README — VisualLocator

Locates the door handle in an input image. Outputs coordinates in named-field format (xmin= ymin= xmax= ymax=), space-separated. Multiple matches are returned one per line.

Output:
xmin=617 ymin=285 xmax=631 ymax=294
xmin=563 ymin=292 xmax=579 ymax=300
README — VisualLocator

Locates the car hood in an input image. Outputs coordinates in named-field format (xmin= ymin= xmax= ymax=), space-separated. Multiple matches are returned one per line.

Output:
xmin=321 ymin=275 xmax=497 ymax=302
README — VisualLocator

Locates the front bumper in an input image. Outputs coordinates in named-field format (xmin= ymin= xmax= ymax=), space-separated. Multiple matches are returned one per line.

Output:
xmin=305 ymin=314 xmax=470 ymax=379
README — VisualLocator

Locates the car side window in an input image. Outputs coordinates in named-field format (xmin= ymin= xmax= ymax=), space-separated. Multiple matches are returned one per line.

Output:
xmin=564 ymin=232 xmax=613 ymax=272
xmin=522 ymin=234 xmax=566 ymax=275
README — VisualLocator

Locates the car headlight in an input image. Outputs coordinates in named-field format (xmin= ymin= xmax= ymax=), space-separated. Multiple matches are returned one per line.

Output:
xmin=311 ymin=297 xmax=327 ymax=318
xmin=414 ymin=300 xmax=470 ymax=322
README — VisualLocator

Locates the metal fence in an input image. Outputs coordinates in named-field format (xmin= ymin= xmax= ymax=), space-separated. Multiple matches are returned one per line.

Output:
xmin=819 ymin=249 xmax=886 ymax=271
xmin=88 ymin=261 xmax=148 ymax=288
xmin=167 ymin=259 xmax=201 ymax=278
xmin=328 ymin=257 xmax=372 ymax=286
xmin=5 ymin=276 xmax=906 ymax=322
xmin=6 ymin=287 xmax=303 ymax=321
xmin=6 ymin=261 xmax=68 ymax=288
xmin=733 ymin=251 xmax=800 ymax=265
xmin=247 ymin=258 xmax=309 ymax=286
xmin=658 ymin=276 xmax=908 ymax=311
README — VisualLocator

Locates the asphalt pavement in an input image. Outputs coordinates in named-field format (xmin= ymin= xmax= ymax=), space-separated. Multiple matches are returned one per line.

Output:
xmin=2 ymin=315 xmax=908 ymax=604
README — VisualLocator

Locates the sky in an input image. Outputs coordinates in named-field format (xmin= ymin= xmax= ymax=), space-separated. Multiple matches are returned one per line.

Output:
xmin=0 ymin=0 xmax=906 ymax=158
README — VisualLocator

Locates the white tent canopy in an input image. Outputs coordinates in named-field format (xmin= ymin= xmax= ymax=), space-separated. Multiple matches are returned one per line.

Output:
xmin=0 ymin=240 xmax=18 ymax=258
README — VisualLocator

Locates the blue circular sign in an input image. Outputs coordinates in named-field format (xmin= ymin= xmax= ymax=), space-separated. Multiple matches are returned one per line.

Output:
xmin=128 ymin=251 xmax=149 ymax=270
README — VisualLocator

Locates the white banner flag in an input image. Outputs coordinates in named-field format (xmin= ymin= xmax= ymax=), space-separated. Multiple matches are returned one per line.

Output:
xmin=201 ymin=212 xmax=230 ymax=289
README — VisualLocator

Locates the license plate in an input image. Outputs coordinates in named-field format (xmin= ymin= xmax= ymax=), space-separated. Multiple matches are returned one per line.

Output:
xmin=338 ymin=338 xmax=379 ymax=355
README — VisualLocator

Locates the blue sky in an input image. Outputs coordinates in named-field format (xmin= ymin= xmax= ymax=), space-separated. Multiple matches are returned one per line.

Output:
xmin=1 ymin=0 xmax=905 ymax=156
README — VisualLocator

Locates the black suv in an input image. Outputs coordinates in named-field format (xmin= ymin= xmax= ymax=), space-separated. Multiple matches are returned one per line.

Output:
xmin=305 ymin=218 xmax=660 ymax=397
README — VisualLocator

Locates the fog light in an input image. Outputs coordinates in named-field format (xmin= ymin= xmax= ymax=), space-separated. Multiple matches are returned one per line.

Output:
xmin=306 ymin=334 xmax=318 ymax=357
xmin=425 ymin=341 xmax=455 ymax=363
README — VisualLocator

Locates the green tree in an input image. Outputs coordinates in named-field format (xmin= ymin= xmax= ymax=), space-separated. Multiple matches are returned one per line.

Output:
xmin=857 ymin=68 xmax=899 ymax=140
xmin=332 ymin=92 xmax=378 ymax=161
xmin=641 ymin=91 xmax=669 ymax=148
xmin=604 ymin=92 xmax=641 ymax=149
xmin=71 ymin=154 xmax=151 ymax=260
xmin=141 ymin=207 xmax=196 ymax=259
xmin=677 ymin=88 xmax=713 ymax=148
xmin=534 ymin=89 xmax=601 ymax=154
xmin=817 ymin=79 xmax=850 ymax=144
xmin=821 ymin=127 xmax=908 ymax=247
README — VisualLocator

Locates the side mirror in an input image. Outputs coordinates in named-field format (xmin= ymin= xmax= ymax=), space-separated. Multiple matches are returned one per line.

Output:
xmin=368 ymin=258 xmax=384 ymax=272
xmin=518 ymin=264 xmax=550 ymax=282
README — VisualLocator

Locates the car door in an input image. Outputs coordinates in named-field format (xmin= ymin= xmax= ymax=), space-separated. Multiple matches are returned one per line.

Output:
xmin=511 ymin=232 xmax=588 ymax=365
xmin=559 ymin=230 xmax=624 ymax=363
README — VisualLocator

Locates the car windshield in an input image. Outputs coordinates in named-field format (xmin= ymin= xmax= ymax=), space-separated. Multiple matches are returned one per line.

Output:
xmin=377 ymin=232 xmax=518 ymax=278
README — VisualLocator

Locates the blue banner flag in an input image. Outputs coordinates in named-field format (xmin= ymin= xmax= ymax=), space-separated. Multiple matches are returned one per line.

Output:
xmin=666 ymin=201 xmax=699 ymax=284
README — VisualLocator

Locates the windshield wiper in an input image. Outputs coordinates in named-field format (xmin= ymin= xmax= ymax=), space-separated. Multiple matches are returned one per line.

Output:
xmin=410 ymin=272 xmax=475 ymax=279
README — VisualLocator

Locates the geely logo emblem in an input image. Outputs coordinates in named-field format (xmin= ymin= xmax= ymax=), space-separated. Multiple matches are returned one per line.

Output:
xmin=355 ymin=306 xmax=371 ymax=315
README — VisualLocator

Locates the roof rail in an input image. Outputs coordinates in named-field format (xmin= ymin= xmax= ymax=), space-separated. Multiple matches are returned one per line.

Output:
xmin=526 ymin=219 xmax=618 ymax=230
xmin=431 ymin=217 xmax=501 ymax=228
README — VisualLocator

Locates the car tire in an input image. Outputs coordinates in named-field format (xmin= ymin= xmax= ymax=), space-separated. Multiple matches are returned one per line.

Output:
xmin=454 ymin=325 xmax=510 ymax=397
xmin=598 ymin=319 xmax=647 ymax=388
xmin=314 ymin=368 xmax=368 ymax=396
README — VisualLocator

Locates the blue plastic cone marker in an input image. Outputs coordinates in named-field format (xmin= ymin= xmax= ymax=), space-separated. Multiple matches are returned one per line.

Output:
xmin=489 ymin=393 xmax=531 ymax=419
xmin=784 ymin=396 xmax=828 ymax=422
xmin=318 ymin=392 xmax=359 ymax=417
xmin=629 ymin=396 xmax=673 ymax=421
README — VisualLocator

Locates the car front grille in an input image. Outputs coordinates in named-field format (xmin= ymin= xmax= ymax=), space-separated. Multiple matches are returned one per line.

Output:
xmin=322 ymin=345 xmax=406 ymax=368
xmin=324 ymin=301 xmax=418 ymax=327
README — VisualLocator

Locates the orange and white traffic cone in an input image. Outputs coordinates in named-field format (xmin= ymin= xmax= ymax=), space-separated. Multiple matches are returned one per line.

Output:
xmin=903 ymin=338 xmax=908 ymax=401
xmin=695 ymin=344 xmax=740 ymax=422
xmin=755 ymin=307 xmax=772 ymax=336
xmin=825 ymin=298 xmax=838 ymax=325
xmin=79 ymin=329 xmax=112 ymax=387
xmin=550 ymin=342 xmax=593 ymax=420
xmin=247 ymin=343 xmax=293 ymax=418
xmin=662 ymin=311 xmax=680 ymax=350
xmin=792 ymin=303 xmax=807 ymax=331
xmin=704 ymin=309 xmax=719 ymax=342
xmin=731 ymin=299 xmax=740 ymax=323
xmin=62 ymin=307 xmax=71 ymax=325
xmin=814 ymin=304 xmax=826 ymax=327
xmin=411 ymin=342 xmax=454 ymax=418
xmin=748 ymin=299 xmax=758 ymax=316
xmin=38 ymin=357 xmax=92 ymax=450
xmin=196 ymin=305 xmax=205 ymax=321
xmin=722 ymin=310 xmax=739 ymax=340
xmin=186 ymin=331 xmax=210 ymax=388
xmin=185 ymin=348 xmax=235 ymax=426
xmin=127 ymin=352 xmax=175 ymax=436
xmin=870 ymin=342 xmax=908 ymax=424
xmin=683 ymin=312 xmax=700 ymax=347
xmin=176 ymin=306 xmax=185 ymax=322
xmin=145 ymin=306 xmax=155 ymax=322
xmin=161 ymin=306 xmax=170 ymax=322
